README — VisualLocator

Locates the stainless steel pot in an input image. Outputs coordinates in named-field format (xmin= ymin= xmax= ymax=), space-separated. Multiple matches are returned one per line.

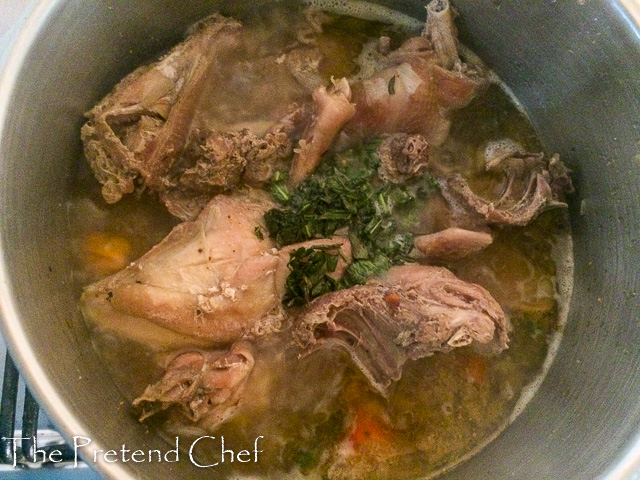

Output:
xmin=1 ymin=1 xmax=639 ymax=479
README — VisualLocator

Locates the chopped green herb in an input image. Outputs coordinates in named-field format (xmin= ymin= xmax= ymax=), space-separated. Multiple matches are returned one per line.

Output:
xmin=343 ymin=254 xmax=390 ymax=287
xmin=264 ymin=140 xmax=384 ymax=247
xmin=267 ymin=170 xmax=291 ymax=204
xmin=266 ymin=139 xmax=438 ymax=305
xmin=254 ymin=225 xmax=264 ymax=240
xmin=283 ymin=245 xmax=342 ymax=307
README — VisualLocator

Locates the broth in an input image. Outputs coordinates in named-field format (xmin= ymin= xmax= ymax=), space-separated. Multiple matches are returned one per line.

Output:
xmin=70 ymin=3 xmax=573 ymax=479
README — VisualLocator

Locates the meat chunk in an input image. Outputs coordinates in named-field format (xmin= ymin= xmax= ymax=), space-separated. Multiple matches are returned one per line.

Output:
xmin=168 ymin=103 xmax=309 ymax=220
xmin=345 ymin=0 xmax=486 ymax=146
xmin=81 ymin=15 xmax=243 ymax=205
xmin=242 ymin=103 xmax=311 ymax=185
xmin=294 ymin=265 xmax=509 ymax=395
xmin=82 ymin=14 xmax=315 ymax=221
xmin=377 ymin=133 xmax=430 ymax=184
xmin=289 ymin=78 xmax=356 ymax=186
xmin=81 ymin=190 xmax=352 ymax=348
xmin=133 ymin=342 xmax=254 ymax=431
xmin=175 ymin=129 xmax=248 ymax=199
xmin=289 ymin=0 xmax=486 ymax=186
xmin=439 ymin=141 xmax=574 ymax=226
xmin=414 ymin=227 xmax=493 ymax=262
xmin=424 ymin=0 xmax=460 ymax=70
xmin=81 ymin=190 xmax=283 ymax=348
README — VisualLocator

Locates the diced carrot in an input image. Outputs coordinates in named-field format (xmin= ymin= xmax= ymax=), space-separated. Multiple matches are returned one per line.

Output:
xmin=348 ymin=406 xmax=393 ymax=452
xmin=81 ymin=232 xmax=131 ymax=277
xmin=464 ymin=354 xmax=488 ymax=384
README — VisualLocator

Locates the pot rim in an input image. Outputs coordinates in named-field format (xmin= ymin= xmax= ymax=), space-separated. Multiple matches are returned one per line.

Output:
xmin=618 ymin=0 xmax=640 ymax=38
xmin=0 ymin=1 xmax=639 ymax=479
xmin=0 ymin=1 xmax=134 ymax=478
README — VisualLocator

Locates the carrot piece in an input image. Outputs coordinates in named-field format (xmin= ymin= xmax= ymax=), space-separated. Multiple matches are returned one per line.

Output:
xmin=464 ymin=354 xmax=488 ymax=384
xmin=348 ymin=406 xmax=393 ymax=452
xmin=81 ymin=232 xmax=131 ymax=276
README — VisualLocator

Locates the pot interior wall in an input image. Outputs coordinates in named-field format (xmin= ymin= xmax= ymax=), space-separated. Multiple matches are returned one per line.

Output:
xmin=0 ymin=1 xmax=639 ymax=479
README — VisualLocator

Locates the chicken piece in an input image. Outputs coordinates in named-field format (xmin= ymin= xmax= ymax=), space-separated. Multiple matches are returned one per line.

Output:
xmin=81 ymin=190 xmax=352 ymax=349
xmin=82 ymin=13 xmax=317 ymax=221
xmin=81 ymin=190 xmax=282 ymax=348
xmin=346 ymin=0 xmax=486 ymax=146
xmin=294 ymin=265 xmax=509 ymax=396
xmin=377 ymin=133 xmax=430 ymax=184
xmin=438 ymin=141 xmax=574 ymax=226
xmin=289 ymin=78 xmax=356 ymax=186
xmin=81 ymin=15 xmax=243 ymax=205
xmin=177 ymin=129 xmax=249 ymax=193
xmin=287 ymin=0 xmax=486 ymax=185
xmin=414 ymin=227 xmax=493 ymax=262
xmin=424 ymin=0 xmax=460 ymax=70
xmin=168 ymin=103 xmax=310 ymax=220
xmin=242 ymin=103 xmax=312 ymax=185
xmin=133 ymin=342 xmax=254 ymax=432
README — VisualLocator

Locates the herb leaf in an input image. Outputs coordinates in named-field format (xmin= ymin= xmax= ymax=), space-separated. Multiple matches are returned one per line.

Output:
xmin=342 ymin=254 xmax=391 ymax=287
xmin=266 ymin=139 xmax=438 ymax=305
xmin=283 ymin=245 xmax=342 ymax=307
xmin=267 ymin=170 xmax=291 ymax=204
